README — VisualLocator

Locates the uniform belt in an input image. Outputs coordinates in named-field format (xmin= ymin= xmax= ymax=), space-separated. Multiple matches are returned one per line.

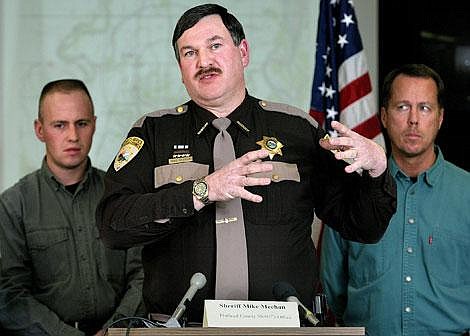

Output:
xmin=70 ymin=319 xmax=106 ymax=335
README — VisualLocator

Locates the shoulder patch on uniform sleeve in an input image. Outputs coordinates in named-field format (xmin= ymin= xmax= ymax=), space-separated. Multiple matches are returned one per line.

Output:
xmin=258 ymin=100 xmax=318 ymax=128
xmin=114 ymin=137 xmax=144 ymax=172
xmin=132 ymin=104 xmax=189 ymax=128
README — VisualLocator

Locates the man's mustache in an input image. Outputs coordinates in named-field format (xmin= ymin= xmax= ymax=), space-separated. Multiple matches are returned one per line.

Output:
xmin=195 ymin=67 xmax=222 ymax=79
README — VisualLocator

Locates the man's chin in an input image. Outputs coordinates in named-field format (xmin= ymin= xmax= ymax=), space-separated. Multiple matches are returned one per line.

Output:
xmin=401 ymin=147 xmax=426 ymax=158
xmin=61 ymin=158 xmax=87 ymax=170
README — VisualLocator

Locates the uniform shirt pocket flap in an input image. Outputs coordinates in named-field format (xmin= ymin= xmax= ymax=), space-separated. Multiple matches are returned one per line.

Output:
xmin=248 ymin=162 xmax=300 ymax=182
xmin=155 ymin=162 xmax=209 ymax=188
xmin=28 ymin=228 xmax=69 ymax=250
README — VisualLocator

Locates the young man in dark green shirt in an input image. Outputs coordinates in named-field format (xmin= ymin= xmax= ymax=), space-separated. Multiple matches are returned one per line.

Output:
xmin=0 ymin=79 xmax=144 ymax=335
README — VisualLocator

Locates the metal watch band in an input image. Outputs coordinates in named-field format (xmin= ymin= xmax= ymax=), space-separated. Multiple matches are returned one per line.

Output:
xmin=193 ymin=178 xmax=210 ymax=205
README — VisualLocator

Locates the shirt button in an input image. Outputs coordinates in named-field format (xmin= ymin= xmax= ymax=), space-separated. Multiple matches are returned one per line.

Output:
xmin=272 ymin=174 xmax=279 ymax=181
xmin=408 ymin=218 xmax=415 ymax=224
xmin=175 ymin=175 xmax=183 ymax=182
xmin=405 ymin=307 xmax=412 ymax=313
xmin=406 ymin=247 xmax=413 ymax=253
xmin=405 ymin=276 xmax=412 ymax=283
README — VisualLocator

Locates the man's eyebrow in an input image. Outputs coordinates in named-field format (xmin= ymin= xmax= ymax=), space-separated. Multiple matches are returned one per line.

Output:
xmin=180 ymin=35 xmax=225 ymax=51
xmin=393 ymin=100 xmax=436 ymax=106
xmin=49 ymin=118 xmax=92 ymax=124
xmin=207 ymin=35 xmax=224 ymax=43
xmin=180 ymin=44 xmax=193 ymax=51
xmin=417 ymin=101 xmax=435 ymax=105
xmin=49 ymin=119 xmax=68 ymax=124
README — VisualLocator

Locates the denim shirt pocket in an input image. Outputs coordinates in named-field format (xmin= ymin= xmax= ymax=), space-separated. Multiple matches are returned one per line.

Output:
xmin=347 ymin=228 xmax=395 ymax=288
xmin=27 ymin=228 xmax=71 ymax=286
xmin=426 ymin=227 xmax=470 ymax=287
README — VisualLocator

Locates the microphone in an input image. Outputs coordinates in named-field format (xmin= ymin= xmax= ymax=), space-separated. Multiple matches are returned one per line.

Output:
xmin=166 ymin=272 xmax=207 ymax=327
xmin=272 ymin=281 xmax=320 ymax=326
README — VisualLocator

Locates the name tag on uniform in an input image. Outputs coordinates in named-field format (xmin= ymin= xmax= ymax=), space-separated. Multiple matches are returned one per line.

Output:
xmin=203 ymin=299 xmax=299 ymax=327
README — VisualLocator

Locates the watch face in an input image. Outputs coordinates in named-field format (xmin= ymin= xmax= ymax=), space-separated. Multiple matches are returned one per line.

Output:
xmin=194 ymin=181 xmax=207 ymax=196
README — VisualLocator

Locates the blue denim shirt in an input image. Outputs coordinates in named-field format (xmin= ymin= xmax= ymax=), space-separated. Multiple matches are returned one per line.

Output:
xmin=321 ymin=147 xmax=470 ymax=335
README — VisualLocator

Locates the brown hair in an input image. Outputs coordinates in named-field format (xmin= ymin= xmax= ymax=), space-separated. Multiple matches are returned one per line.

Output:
xmin=38 ymin=79 xmax=94 ymax=120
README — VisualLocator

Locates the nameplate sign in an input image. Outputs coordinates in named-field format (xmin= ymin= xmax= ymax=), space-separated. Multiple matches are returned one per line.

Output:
xmin=203 ymin=299 xmax=300 ymax=327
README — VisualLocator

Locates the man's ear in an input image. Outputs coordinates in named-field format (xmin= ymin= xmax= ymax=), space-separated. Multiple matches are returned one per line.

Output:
xmin=92 ymin=115 xmax=97 ymax=135
xmin=438 ymin=108 xmax=444 ymax=129
xmin=380 ymin=107 xmax=387 ymax=129
xmin=239 ymin=39 xmax=250 ymax=68
xmin=34 ymin=119 xmax=45 ymax=143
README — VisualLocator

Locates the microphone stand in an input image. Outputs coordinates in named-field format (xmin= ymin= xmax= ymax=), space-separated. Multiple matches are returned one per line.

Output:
xmin=164 ymin=318 xmax=182 ymax=328
xmin=165 ymin=298 xmax=192 ymax=328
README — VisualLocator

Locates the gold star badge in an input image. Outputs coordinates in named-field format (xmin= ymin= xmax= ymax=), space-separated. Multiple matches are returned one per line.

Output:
xmin=257 ymin=136 xmax=283 ymax=159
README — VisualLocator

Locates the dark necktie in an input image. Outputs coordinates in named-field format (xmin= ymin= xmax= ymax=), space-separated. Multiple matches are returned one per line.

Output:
xmin=212 ymin=117 xmax=249 ymax=300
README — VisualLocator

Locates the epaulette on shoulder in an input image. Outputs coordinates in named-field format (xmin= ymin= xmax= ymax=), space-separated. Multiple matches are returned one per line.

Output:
xmin=258 ymin=100 xmax=318 ymax=128
xmin=132 ymin=104 xmax=189 ymax=128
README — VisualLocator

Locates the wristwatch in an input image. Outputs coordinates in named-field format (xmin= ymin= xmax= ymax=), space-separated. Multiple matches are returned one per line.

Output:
xmin=192 ymin=177 xmax=210 ymax=205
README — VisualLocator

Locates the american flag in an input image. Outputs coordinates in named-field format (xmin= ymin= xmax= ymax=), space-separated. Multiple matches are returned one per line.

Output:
xmin=310 ymin=0 xmax=384 ymax=146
